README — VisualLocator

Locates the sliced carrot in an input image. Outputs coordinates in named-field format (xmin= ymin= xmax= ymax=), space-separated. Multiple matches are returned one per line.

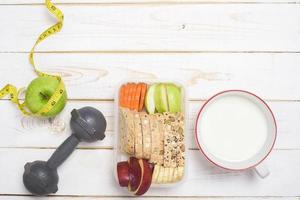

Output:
xmin=119 ymin=85 xmax=125 ymax=107
xmin=133 ymin=84 xmax=142 ymax=111
xmin=127 ymin=83 xmax=134 ymax=109
xmin=123 ymin=84 xmax=128 ymax=107
xmin=138 ymin=83 xmax=147 ymax=111
xmin=130 ymin=84 xmax=137 ymax=110
xmin=123 ymin=83 xmax=131 ymax=108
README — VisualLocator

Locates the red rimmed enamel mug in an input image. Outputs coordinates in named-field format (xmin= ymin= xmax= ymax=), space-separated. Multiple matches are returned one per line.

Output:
xmin=195 ymin=90 xmax=277 ymax=178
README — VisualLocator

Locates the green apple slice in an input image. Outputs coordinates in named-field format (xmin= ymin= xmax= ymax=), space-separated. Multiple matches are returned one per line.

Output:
xmin=166 ymin=83 xmax=181 ymax=113
xmin=154 ymin=83 xmax=169 ymax=113
xmin=145 ymin=84 xmax=157 ymax=114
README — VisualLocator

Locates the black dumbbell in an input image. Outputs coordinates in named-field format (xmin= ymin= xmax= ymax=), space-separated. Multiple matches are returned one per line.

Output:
xmin=23 ymin=106 xmax=107 ymax=196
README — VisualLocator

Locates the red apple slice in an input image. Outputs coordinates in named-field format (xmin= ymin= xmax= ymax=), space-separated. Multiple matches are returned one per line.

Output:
xmin=117 ymin=161 xmax=130 ymax=187
xmin=133 ymin=159 xmax=153 ymax=196
xmin=128 ymin=157 xmax=142 ymax=192
xmin=119 ymin=157 xmax=153 ymax=196
xmin=149 ymin=162 xmax=154 ymax=173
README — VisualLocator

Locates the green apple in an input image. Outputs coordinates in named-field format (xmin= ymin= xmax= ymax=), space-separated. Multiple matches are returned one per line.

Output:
xmin=154 ymin=83 xmax=168 ymax=113
xmin=166 ymin=83 xmax=181 ymax=113
xmin=25 ymin=76 xmax=67 ymax=117
xmin=145 ymin=84 xmax=157 ymax=114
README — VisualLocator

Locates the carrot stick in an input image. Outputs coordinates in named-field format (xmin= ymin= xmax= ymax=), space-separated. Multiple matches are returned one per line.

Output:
xmin=122 ymin=84 xmax=130 ymax=107
xmin=119 ymin=85 xmax=125 ymax=107
xmin=127 ymin=83 xmax=134 ymax=109
xmin=124 ymin=83 xmax=131 ymax=108
xmin=130 ymin=84 xmax=137 ymax=110
xmin=138 ymin=83 xmax=147 ymax=111
xmin=133 ymin=84 xmax=142 ymax=111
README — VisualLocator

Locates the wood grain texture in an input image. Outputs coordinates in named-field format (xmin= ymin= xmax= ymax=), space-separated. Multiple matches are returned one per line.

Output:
xmin=0 ymin=148 xmax=299 ymax=196
xmin=0 ymin=53 xmax=300 ymax=100
xmin=0 ymin=0 xmax=299 ymax=198
xmin=0 ymin=4 xmax=300 ymax=52
xmin=0 ymin=100 xmax=300 ymax=149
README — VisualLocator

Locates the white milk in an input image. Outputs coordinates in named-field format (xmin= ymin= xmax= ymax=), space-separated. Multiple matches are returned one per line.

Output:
xmin=198 ymin=95 xmax=268 ymax=162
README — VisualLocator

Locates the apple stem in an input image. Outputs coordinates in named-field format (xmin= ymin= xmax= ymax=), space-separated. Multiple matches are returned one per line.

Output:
xmin=40 ymin=92 xmax=50 ymax=100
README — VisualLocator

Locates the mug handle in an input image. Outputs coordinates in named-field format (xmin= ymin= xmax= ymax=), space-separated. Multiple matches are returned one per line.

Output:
xmin=254 ymin=163 xmax=270 ymax=178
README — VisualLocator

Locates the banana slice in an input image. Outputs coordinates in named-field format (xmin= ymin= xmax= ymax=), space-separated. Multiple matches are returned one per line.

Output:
xmin=153 ymin=166 xmax=181 ymax=184
xmin=157 ymin=166 xmax=165 ymax=183
xmin=168 ymin=167 xmax=175 ymax=183
xmin=177 ymin=166 xmax=184 ymax=181
xmin=162 ymin=167 xmax=170 ymax=183
xmin=152 ymin=165 xmax=161 ymax=183
xmin=173 ymin=167 xmax=178 ymax=182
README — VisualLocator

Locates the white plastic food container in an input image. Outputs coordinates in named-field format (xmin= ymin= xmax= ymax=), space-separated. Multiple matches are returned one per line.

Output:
xmin=114 ymin=79 xmax=188 ymax=190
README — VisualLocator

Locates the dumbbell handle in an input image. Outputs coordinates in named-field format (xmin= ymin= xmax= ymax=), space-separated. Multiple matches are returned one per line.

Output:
xmin=47 ymin=134 xmax=79 ymax=169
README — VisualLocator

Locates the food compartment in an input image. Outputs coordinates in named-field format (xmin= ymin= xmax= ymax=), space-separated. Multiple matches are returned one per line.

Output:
xmin=114 ymin=81 xmax=187 ymax=195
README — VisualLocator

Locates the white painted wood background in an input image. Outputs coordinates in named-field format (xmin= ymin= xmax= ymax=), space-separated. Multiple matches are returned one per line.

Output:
xmin=0 ymin=0 xmax=299 ymax=199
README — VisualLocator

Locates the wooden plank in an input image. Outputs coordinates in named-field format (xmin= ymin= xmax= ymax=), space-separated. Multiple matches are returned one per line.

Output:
xmin=0 ymin=100 xmax=299 ymax=149
xmin=0 ymin=5 xmax=300 ymax=52
xmin=0 ymin=148 xmax=299 ymax=196
xmin=0 ymin=53 xmax=300 ymax=100
xmin=0 ymin=101 xmax=115 ymax=149
xmin=0 ymin=0 xmax=299 ymax=4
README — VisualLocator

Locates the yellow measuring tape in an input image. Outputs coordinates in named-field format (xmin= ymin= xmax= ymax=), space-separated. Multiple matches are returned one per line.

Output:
xmin=0 ymin=0 xmax=66 ymax=117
